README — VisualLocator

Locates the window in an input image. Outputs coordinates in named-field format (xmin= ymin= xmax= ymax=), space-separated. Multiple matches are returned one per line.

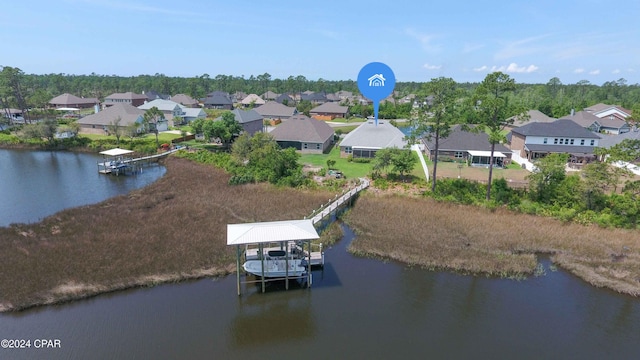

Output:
xmin=543 ymin=138 xmax=547 ymax=144
xmin=454 ymin=151 xmax=464 ymax=158
xmin=316 ymin=143 xmax=320 ymax=149
xmin=570 ymin=139 xmax=574 ymax=145
xmin=580 ymin=139 xmax=585 ymax=145
xmin=559 ymin=139 xmax=564 ymax=145
xmin=303 ymin=143 xmax=308 ymax=149
xmin=344 ymin=147 xmax=352 ymax=154
xmin=554 ymin=138 xmax=558 ymax=144
xmin=590 ymin=140 xmax=595 ymax=146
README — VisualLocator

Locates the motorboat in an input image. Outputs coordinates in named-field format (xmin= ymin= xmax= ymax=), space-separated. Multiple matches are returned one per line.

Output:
xmin=243 ymin=250 xmax=308 ymax=278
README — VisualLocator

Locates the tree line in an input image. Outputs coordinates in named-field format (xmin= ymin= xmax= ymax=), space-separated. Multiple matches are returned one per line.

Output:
xmin=2 ymin=65 xmax=640 ymax=119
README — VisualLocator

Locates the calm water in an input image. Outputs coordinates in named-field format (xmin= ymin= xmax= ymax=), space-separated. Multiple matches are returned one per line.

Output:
xmin=0 ymin=149 xmax=165 ymax=227
xmin=1 ymin=149 xmax=639 ymax=359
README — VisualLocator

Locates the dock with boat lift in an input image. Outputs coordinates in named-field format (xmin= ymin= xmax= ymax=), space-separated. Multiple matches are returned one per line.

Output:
xmin=97 ymin=147 xmax=182 ymax=175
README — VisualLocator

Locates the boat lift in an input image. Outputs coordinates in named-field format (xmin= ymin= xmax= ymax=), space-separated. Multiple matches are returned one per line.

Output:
xmin=227 ymin=219 xmax=320 ymax=295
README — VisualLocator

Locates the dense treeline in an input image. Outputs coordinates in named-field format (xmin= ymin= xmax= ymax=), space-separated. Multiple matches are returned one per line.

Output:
xmin=2 ymin=66 xmax=640 ymax=119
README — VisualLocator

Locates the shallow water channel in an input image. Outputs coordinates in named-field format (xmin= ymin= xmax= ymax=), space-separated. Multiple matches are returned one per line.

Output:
xmin=1 ymin=149 xmax=639 ymax=359
xmin=1 ymin=223 xmax=639 ymax=359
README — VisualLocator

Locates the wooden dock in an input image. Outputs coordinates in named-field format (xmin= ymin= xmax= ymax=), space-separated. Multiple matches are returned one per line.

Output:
xmin=98 ymin=147 xmax=182 ymax=175
xmin=309 ymin=177 xmax=370 ymax=225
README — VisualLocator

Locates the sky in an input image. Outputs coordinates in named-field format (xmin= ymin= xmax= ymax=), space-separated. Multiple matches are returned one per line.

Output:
xmin=2 ymin=0 xmax=639 ymax=85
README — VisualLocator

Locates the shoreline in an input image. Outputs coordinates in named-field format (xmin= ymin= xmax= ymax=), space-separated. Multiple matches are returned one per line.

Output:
xmin=1 ymin=153 xmax=639 ymax=312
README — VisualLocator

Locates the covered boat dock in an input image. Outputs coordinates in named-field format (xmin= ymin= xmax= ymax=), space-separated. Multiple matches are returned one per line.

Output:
xmin=227 ymin=219 xmax=320 ymax=295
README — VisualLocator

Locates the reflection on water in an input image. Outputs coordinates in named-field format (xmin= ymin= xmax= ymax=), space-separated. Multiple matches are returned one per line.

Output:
xmin=0 ymin=149 xmax=165 ymax=227
xmin=1 ymin=190 xmax=640 ymax=358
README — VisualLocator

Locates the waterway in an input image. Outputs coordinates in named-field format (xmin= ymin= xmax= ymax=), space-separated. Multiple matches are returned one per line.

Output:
xmin=1 ymin=149 xmax=639 ymax=359
xmin=0 ymin=149 xmax=165 ymax=227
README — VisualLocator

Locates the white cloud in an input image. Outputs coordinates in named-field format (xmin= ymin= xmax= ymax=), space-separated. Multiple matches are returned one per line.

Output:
xmin=490 ymin=63 xmax=539 ymax=73
xmin=612 ymin=69 xmax=621 ymax=74
xmin=589 ymin=69 xmax=600 ymax=75
xmin=405 ymin=28 xmax=440 ymax=52
xmin=473 ymin=66 xmax=488 ymax=72
xmin=423 ymin=63 xmax=441 ymax=70
xmin=574 ymin=68 xmax=585 ymax=74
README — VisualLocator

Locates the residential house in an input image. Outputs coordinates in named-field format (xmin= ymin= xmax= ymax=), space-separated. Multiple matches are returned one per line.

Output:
xmin=269 ymin=114 xmax=335 ymax=154
xmin=1 ymin=108 xmax=25 ymax=123
xmin=423 ymin=125 xmax=512 ymax=167
xmin=138 ymin=99 xmax=184 ymax=127
xmin=597 ymin=126 xmax=640 ymax=150
xmin=222 ymin=109 xmax=263 ymax=136
xmin=170 ymin=94 xmax=198 ymax=107
xmin=261 ymin=91 xmax=280 ymax=101
xmin=77 ymin=103 xmax=154 ymax=135
xmin=241 ymin=94 xmax=266 ymax=107
xmin=335 ymin=91 xmax=353 ymax=101
xmin=509 ymin=119 xmax=601 ymax=165
xmin=103 ymin=92 xmax=148 ymax=108
xmin=561 ymin=110 xmax=629 ymax=135
xmin=254 ymin=101 xmax=297 ymax=121
xmin=203 ymin=91 xmax=233 ymax=110
xmin=180 ymin=107 xmax=206 ymax=123
xmin=504 ymin=109 xmax=556 ymax=132
xmin=49 ymin=93 xmax=99 ymax=109
xmin=309 ymin=102 xmax=349 ymax=120
xmin=275 ymin=93 xmax=295 ymax=105
xmin=143 ymin=90 xmax=169 ymax=101
xmin=339 ymin=120 xmax=407 ymax=158
xmin=300 ymin=91 xmax=327 ymax=104
xmin=584 ymin=103 xmax=632 ymax=122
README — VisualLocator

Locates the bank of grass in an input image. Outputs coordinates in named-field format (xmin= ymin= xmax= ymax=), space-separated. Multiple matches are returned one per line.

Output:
xmin=0 ymin=156 xmax=337 ymax=312
xmin=344 ymin=193 xmax=640 ymax=295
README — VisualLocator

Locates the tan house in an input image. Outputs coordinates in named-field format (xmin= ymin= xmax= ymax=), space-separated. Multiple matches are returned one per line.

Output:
xmin=309 ymin=102 xmax=348 ymax=120
xmin=49 ymin=93 xmax=99 ymax=109
xmin=103 ymin=92 xmax=148 ymax=108
xmin=77 ymin=103 xmax=146 ymax=135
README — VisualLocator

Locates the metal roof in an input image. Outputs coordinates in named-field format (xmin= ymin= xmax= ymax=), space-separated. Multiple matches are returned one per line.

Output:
xmin=468 ymin=150 xmax=506 ymax=157
xmin=99 ymin=148 xmax=134 ymax=156
xmin=227 ymin=219 xmax=319 ymax=246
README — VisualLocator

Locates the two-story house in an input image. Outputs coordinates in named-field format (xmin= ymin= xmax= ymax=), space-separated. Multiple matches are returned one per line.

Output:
xmin=509 ymin=119 xmax=601 ymax=166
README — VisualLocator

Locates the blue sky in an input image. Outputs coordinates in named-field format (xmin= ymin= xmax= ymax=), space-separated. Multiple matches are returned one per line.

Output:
xmin=2 ymin=0 xmax=639 ymax=85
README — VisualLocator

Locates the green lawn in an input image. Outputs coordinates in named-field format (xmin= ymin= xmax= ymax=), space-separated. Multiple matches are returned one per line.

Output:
xmin=299 ymin=146 xmax=373 ymax=179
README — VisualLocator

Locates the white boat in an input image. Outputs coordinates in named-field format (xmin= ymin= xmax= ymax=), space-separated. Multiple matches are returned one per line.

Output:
xmin=243 ymin=257 xmax=307 ymax=278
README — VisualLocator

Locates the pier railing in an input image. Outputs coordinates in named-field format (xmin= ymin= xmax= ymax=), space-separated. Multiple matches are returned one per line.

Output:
xmin=307 ymin=177 xmax=369 ymax=225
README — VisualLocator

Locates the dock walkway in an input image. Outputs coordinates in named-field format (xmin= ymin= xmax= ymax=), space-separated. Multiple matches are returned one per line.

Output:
xmin=309 ymin=177 xmax=370 ymax=225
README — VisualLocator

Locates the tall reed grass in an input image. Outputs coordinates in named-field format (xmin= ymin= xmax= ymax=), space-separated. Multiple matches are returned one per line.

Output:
xmin=345 ymin=193 xmax=640 ymax=296
xmin=0 ymin=157 xmax=336 ymax=312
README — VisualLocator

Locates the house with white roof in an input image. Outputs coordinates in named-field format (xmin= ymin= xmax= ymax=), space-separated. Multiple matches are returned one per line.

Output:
xmin=339 ymin=120 xmax=407 ymax=158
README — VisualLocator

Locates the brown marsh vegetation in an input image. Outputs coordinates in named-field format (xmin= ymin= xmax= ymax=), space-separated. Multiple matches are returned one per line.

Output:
xmin=344 ymin=193 xmax=640 ymax=296
xmin=0 ymin=156 xmax=336 ymax=312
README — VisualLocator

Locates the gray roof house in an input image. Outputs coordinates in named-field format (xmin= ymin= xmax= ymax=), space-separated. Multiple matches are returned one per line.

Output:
xmin=77 ymin=103 xmax=151 ymax=135
xmin=170 ymin=94 xmax=198 ymax=107
xmin=203 ymin=92 xmax=233 ymax=110
xmin=561 ymin=110 xmax=629 ymax=135
xmin=275 ymin=93 xmax=295 ymax=105
xmin=138 ymin=99 xmax=183 ymax=126
xmin=505 ymin=109 xmax=556 ymax=131
xmin=339 ymin=120 xmax=407 ymax=158
xmin=104 ymin=92 xmax=148 ymax=108
xmin=309 ymin=102 xmax=349 ymax=120
xmin=224 ymin=109 xmax=263 ymax=136
xmin=510 ymin=119 xmax=601 ymax=165
xmin=254 ymin=101 xmax=297 ymax=120
xmin=423 ymin=125 xmax=512 ymax=167
xmin=49 ymin=93 xmax=99 ymax=109
xmin=269 ymin=114 xmax=335 ymax=154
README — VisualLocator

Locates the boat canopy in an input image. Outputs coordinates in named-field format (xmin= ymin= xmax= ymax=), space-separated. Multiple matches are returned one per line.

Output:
xmin=227 ymin=219 xmax=319 ymax=246
xmin=100 ymin=148 xmax=134 ymax=156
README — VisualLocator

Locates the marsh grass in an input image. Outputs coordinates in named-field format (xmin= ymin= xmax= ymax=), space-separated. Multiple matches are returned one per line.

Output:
xmin=345 ymin=193 xmax=640 ymax=296
xmin=0 ymin=157 xmax=336 ymax=312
